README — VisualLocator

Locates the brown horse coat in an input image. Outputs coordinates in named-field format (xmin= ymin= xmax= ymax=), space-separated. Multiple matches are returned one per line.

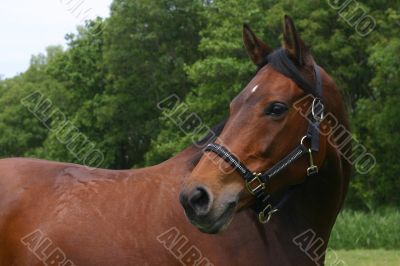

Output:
xmin=0 ymin=144 xmax=278 ymax=265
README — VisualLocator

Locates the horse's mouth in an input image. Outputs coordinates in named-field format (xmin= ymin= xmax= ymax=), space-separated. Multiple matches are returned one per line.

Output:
xmin=191 ymin=201 xmax=236 ymax=234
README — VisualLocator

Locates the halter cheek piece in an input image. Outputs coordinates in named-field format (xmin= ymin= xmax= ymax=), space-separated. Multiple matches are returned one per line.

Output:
xmin=205 ymin=48 xmax=325 ymax=223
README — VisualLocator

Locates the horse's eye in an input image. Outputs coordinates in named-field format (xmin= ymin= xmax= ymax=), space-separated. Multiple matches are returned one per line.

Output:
xmin=265 ymin=102 xmax=288 ymax=118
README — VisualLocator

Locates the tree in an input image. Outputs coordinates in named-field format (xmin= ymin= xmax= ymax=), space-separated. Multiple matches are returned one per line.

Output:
xmin=0 ymin=47 xmax=70 ymax=159
xmin=347 ymin=9 xmax=400 ymax=209
xmin=96 ymin=0 xmax=205 ymax=168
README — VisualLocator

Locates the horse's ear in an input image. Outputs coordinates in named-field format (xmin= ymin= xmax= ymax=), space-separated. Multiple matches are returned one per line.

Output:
xmin=243 ymin=24 xmax=272 ymax=67
xmin=282 ymin=15 xmax=310 ymax=66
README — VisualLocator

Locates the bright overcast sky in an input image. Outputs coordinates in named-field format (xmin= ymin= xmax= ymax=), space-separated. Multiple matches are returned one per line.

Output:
xmin=0 ymin=0 xmax=113 ymax=78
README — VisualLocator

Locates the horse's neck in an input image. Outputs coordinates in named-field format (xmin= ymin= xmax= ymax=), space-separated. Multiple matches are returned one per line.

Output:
xmin=156 ymin=146 xmax=200 ymax=177
xmin=135 ymin=145 xmax=202 ymax=188
xmin=265 ymin=149 xmax=348 ymax=265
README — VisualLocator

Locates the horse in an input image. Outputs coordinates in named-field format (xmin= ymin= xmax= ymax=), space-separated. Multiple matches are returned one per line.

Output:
xmin=0 ymin=119 xmax=280 ymax=266
xmin=0 ymin=15 xmax=350 ymax=266
xmin=180 ymin=15 xmax=351 ymax=266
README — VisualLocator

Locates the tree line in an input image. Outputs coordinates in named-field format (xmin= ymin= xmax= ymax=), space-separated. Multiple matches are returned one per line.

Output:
xmin=0 ymin=0 xmax=398 ymax=210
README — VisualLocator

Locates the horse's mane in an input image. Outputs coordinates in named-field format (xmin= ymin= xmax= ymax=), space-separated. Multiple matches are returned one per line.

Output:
xmin=260 ymin=48 xmax=317 ymax=97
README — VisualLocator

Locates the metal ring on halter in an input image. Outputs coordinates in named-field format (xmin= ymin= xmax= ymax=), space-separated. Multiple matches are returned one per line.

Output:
xmin=300 ymin=135 xmax=309 ymax=146
xmin=258 ymin=204 xmax=279 ymax=224
xmin=311 ymin=98 xmax=324 ymax=122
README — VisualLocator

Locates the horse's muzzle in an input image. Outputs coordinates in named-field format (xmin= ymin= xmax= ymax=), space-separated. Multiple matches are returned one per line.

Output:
xmin=179 ymin=185 xmax=213 ymax=219
xmin=179 ymin=185 xmax=237 ymax=234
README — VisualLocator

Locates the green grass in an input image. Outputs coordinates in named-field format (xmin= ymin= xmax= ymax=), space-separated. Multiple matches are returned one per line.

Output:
xmin=325 ymin=249 xmax=400 ymax=266
xmin=329 ymin=209 xmax=400 ymax=249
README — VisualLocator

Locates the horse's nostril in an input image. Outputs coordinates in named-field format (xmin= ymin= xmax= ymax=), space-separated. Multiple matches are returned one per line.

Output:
xmin=188 ymin=187 xmax=211 ymax=216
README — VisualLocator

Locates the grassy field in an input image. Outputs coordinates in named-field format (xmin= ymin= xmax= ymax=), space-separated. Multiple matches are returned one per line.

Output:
xmin=329 ymin=209 xmax=400 ymax=249
xmin=324 ymin=209 xmax=400 ymax=265
xmin=325 ymin=249 xmax=400 ymax=266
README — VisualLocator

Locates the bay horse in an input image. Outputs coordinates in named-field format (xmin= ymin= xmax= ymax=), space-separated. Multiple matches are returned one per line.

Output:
xmin=180 ymin=15 xmax=351 ymax=265
xmin=0 ymin=16 xmax=350 ymax=266
xmin=1 ymin=122 xmax=274 ymax=266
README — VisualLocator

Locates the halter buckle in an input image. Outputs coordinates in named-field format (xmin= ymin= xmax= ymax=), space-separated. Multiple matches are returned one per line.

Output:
xmin=258 ymin=204 xmax=278 ymax=224
xmin=246 ymin=173 xmax=265 ymax=195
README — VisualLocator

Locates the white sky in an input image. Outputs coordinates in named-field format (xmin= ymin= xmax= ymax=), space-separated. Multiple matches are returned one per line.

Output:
xmin=0 ymin=0 xmax=113 ymax=79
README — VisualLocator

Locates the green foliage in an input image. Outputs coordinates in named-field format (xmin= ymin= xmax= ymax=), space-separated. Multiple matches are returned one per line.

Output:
xmin=96 ymin=0 xmax=205 ymax=168
xmin=346 ymin=10 xmax=400 ymax=210
xmin=0 ymin=47 xmax=71 ymax=158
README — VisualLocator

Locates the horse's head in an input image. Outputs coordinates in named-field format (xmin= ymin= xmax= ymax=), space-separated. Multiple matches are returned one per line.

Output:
xmin=180 ymin=16 xmax=337 ymax=234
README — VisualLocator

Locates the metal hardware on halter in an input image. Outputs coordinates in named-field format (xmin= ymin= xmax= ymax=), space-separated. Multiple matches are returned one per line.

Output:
xmin=246 ymin=173 xmax=265 ymax=195
xmin=300 ymin=135 xmax=309 ymax=146
xmin=312 ymin=97 xmax=324 ymax=122
xmin=307 ymin=149 xmax=318 ymax=176
xmin=258 ymin=204 xmax=278 ymax=224
xmin=300 ymin=137 xmax=318 ymax=176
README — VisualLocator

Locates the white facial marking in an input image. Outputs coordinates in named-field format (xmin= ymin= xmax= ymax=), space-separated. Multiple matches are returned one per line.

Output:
xmin=251 ymin=85 xmax=259 ymax=94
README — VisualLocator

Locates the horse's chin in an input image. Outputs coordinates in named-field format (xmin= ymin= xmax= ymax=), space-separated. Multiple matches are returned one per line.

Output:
xmin=190 ymin=202 xmax=236 ymax=234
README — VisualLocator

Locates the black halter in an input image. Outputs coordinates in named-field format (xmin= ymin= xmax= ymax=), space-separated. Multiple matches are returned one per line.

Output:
xmin=204 ymin=48 xmax=325 ymax=223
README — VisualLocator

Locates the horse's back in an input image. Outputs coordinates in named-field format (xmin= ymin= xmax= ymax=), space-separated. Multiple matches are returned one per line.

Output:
xmin=0 ymin=158 xmax=125 ymax=265
xmin=0 ymin=158 xmax=101 ymax=210
xmin=0 ymin=158 xmax=65 ymax=215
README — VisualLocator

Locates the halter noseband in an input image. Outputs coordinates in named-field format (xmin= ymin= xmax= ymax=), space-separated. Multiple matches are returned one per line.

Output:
xmin=204 ymin=48 xmax=324 ymax=223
